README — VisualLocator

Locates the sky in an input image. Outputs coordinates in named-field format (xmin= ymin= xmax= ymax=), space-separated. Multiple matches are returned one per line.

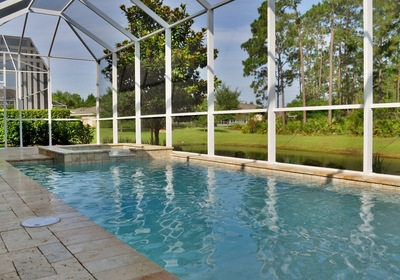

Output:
xmin=0 ymin=0 xmax=318 ymax=105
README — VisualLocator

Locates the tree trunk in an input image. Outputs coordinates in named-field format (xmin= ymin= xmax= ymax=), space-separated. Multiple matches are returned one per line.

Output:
xmin=154 ymin=120 xmax=162 ymax=145
xmin=397 ymin=67 xmax=400 ymax=103
xmin=337 ymin=45 xmax=342 ymax=105
xmin=378 ymin=58 xmax=383 ymax=102
xmin=297 ymin=17 xmax=306 ymax=124
xmin=328 ymin=8 xmax=335 ymax=126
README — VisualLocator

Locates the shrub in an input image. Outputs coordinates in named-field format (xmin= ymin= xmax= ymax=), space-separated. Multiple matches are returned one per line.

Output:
xmin=0 ymin=109 xmax=94 ymax=146
xmin=230 ymin=123 xmax=242 ymax=130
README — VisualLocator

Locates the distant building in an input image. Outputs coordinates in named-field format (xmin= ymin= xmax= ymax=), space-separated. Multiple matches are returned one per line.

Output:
xmin=70 ymin=106 xmax=96 ymax=127
xmin=0 ymin=35 xmax=49 ymax=109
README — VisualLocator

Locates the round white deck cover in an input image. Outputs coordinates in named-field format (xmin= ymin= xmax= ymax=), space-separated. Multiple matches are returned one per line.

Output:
xmin=21 ymin=216 xmax=61 ymax=228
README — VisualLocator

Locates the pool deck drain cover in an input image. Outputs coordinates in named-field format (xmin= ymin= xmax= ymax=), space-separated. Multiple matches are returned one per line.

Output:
xmin=21 ymin=216 xmax=60 ymax=228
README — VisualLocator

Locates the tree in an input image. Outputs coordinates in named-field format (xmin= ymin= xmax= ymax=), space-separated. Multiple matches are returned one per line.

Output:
xmin=242 ymin=0 xmax=298 ymax=119
xmin=52 ymin=90 xmax=85 ymax=108
xmin=215 ymin=83 xmax=241 ymax=111
xmin=373 ymin=0 xmax=400 ymax=103
xmin=103 ymin=0 xmax=214 ymax=145
xmin=84 ymin=94 xmax=96 ymax=107
xmin=215 ymin=83 xmax=241 ymax=123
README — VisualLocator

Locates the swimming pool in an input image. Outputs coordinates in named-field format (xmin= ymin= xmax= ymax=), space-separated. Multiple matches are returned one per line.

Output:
xmin=16 ymin=160 xmax=400 ymax=279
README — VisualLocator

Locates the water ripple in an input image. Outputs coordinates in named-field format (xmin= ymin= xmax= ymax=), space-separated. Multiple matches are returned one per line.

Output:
xmin=15 ymin=161 xmax=400 ymax=280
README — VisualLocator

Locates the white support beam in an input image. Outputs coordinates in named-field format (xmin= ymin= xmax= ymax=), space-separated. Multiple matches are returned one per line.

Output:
xmin=0 ymin=8 xmax=28 ymax=26
xmin=62 ymin=14 xmax=115 ymax=52
xmin=48 ymin=17 xmax=61 ymax=57
xmin=0 ymin=0 xmax=24 ymax=10
xmin=267 ymin=0 xmax=276 ymax=163
xmin=17 ymin=54 xmax=23 ymax=147
xmin=196 ymin=0 xmax=211 ymax=10
xmin=30 ymin=7 xmax=61 ymax=16
xmin=79 ymin=0 xmax=138 ymax=42
xmin=165 ymin=29 xmax=172 ymax=148
xmin=131 ymin=0 xmax=169 ymax=28
xmin=135 ymin=42 xmax=142 ymax=145
xmin=207 ymin=9 xmax=215 ymax=156
xmin=112 ymin=52 xmax=118 ymax=144
xmin=2 ymin=53 xmax=8 ymax=148
xmin=96 ymin=61 xmax=100 ymax=144
xmin=47 ymin=57 xmax=53 ymax=146
xmin=363 ymin=0 xmax=373 ymax=174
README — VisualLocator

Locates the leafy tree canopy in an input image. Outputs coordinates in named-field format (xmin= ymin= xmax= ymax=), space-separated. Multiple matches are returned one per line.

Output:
xmin=53 ymin=90 xmax=95 ymax=109
xmin=101 ymin=0 xmax=218 ymax=145
xmin=242 ymin=0 xmax=399 ymax=111
xmin=215 ymin=83 xmax=241 ymax=111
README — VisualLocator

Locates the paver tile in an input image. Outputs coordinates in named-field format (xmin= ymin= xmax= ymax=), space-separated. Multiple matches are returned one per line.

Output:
xmin=1 ymin=228 xmax=31 ymax=251
xmin=54 ymin=226 xmax=114 ymax=246
xmin=2 ymin=228 xmax=59 ymax=252
xmin=0 ymin=218 xmax=24 ymax=233
xmin=0 ymin=256 xmax=15 ymax=275
xmin=92 ymin=258 xmax=167 ymax=280
xmin=25 ymin=226 xmax=54 ymax=239
xmin=0 ymin=271 xmax=20 ymax=280
xmin=37 ymin=258 xmax=95 ymax=280
xmin=75 ymin=243 xmax=137 ymax=263
xmin=11 ymin=248 xmax=56 ymax=280
xmin=136 ymin=271 xmax=178 ymax=280
xmin=83 ymin=252 xmax=149 ymax=274
xmin=10 ymin=203 xmax=35 ymax=218
xmin=1 ymin=192 xmax=23 ymax=204
xmin=0 ymin=210 xmax=17 ymax=222
xmin=50 ymin=219 xmax=95 ymax=232
xmin=0 ymin=181 xmax=12 ymax=192
xmin=67 ymin=237 xmax=125 ymax=254
xmin=0 ymin=238 xmax=7 ymax=254
xmin=39 ymin=242 xmax=74 ymax=263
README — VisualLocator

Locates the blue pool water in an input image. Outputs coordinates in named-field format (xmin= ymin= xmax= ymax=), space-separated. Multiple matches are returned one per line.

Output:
xmin=16 ymin=160 xmax=400 ymax=279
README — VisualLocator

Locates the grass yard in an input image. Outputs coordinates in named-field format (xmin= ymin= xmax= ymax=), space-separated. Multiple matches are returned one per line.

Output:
xmin=95 ymin=127 xmax=400 ymax=158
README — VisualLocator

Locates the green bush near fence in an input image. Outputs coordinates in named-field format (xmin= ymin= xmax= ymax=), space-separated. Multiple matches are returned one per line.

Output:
xmin=0 ymin=109 xmax=94 ymax=146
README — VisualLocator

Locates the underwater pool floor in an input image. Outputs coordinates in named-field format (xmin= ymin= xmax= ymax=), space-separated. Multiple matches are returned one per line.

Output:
xmin=1 ymin=146 xmax=400 ymax=279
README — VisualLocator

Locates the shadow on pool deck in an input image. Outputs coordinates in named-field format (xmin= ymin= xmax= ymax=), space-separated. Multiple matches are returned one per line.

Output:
xmin=0 ymin=147 xmax=177 ymax=280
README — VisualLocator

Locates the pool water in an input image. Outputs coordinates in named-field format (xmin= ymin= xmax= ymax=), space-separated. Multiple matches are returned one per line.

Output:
xmin=16 ymin=160 xmax=400 ymax=279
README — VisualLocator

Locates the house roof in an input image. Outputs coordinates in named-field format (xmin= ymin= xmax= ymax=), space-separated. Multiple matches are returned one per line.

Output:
xmin=70 ymin=106 xmax=96 ymax=116
xmin=239 ymin=103 xmax=258 ymax=110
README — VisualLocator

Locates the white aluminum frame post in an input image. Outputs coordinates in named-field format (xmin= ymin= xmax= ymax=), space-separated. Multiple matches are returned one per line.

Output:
xmin=207 ymin=9 xmax=215 ymax=156
xmin=267 ymin=0 xmax=276 ymax=163
xmin=363 ymin=0 xmax=373 ymax=174
xmin=135 ymin=41 xmax=142 ymax=145
xmin=47 ymin=57 xmax=52 ymax=146
xmin=2 ymin=53 xmax=7 ymax=147
xmin=112 ymin=52 xmax=118 ymax=144
xmin=165 ymin=28 xmax=173 ymax=147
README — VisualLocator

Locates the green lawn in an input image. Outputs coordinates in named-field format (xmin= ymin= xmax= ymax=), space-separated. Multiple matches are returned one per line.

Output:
xmin=95 ymin=127 xmax=400 ymax=158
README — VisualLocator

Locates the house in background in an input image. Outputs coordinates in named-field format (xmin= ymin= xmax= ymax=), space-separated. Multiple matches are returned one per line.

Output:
xmin=70 ymin=106 xmax=96 ymax=127
xmin=0 ymin=35 xmax=49 ymax=109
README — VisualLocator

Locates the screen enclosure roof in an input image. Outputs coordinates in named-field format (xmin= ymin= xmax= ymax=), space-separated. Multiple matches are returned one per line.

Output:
xmin=0 ymin=0 xmax=232 ymax=61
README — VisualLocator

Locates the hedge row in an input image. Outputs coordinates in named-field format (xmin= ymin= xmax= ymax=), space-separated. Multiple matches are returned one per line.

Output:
xmin=0 ymin=109 xmax=94 ymax=146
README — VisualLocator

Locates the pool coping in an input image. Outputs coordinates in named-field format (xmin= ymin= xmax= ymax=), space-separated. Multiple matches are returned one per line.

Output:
xmin=0 ymin=147 xmax=178 ymax=280
xmin=172 ymin=152 xmax=400 ymax=190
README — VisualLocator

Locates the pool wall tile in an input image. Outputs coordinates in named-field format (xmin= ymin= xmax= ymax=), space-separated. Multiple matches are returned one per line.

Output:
xmin=37 ymin=144 xmax=173 ymax=165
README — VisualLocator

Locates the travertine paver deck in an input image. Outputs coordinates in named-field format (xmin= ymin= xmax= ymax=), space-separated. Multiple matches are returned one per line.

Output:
xmin=0 ymin=147 xmax=177 ymax=280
